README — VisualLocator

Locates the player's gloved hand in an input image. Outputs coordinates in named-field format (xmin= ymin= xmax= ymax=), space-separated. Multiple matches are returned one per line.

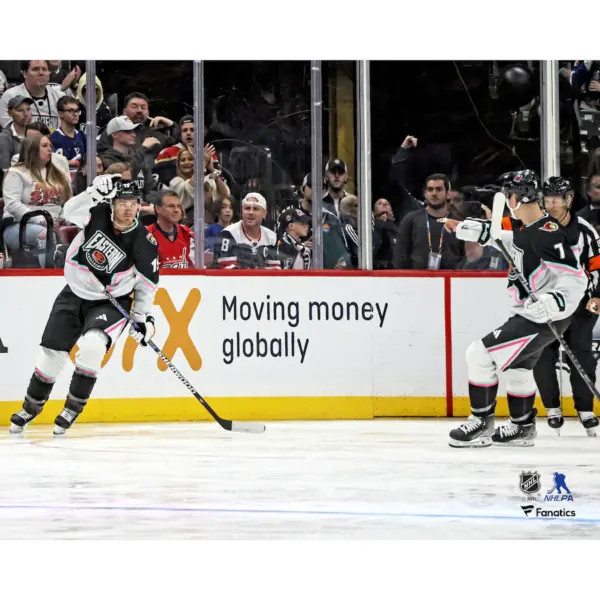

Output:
xmin=128 ymin=315 xmax=156 ymax=346
xmin=88 ymin=174 xmax=121 ymax=204
xmin=524 ymin=292 xmax=565 ymax=323
xmin=455 ymin=218 xmax=492 ymax=245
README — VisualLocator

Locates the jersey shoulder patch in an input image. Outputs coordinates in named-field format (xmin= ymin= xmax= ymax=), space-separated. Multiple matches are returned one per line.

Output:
xmin=146 ymin=231 xmax=158 ymax=246
xmin=540 ymin=221 xmax=559 ymax=232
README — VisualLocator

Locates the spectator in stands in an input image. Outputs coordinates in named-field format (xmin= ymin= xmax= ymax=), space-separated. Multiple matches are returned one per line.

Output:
xmin=0 ymin=68 xmax=6 ymax=100
xmin=389 ymin=135 xmax=427 ymax=223
xmin=373 ymin=198 xmax=394 ymax=223
xmin=101 ymin=116 xmax=159 ymax=205
xmin=0 ymin=96 xmax=33 ymax=172
xmin=11 ymin=122 xmax=71 ymax=178
xmin=214 ymin=193 xmax=280 ymax=269
xmin=154 ymin=115 xmax=195 ymax=185
xmin=50 ymin=97 xmax=86 ymax=171
xmin=340 ymin=194 xmax=359 ymax=266
xmin=449 ymin=201 xmax=505 ymax=270
xmin=204 ymin=144 xmax=230 ymax=207
xmin=97 ymin=92 xmax=174 ymax=161
xmin=48 ymin=62 xmax=81 ymax=92
xmin=205 ymin=197 xmax=234 ymax=251
xmin=169 ymin=147 xmax=194 ymax=221
xmin=0 ymin=61 xmax=65 ymax=130
xmin=373 ymin=198 xmax=398 ymax=270
xmin=72 ymin=154 xmax=104 ymax=196
xmin=277 ymin=208 xmax=312 ymax=269
xmin=169 ymin=145 xmax=229 ymax=227
xmin=147 ymin=190 xmax=194 ymax=269
xmin=277 ymin=173 xmax=351 ymax=269
xmin=2 ymin=136 xmax=72 ymax=266
xmin=393 ymin=173 xmax=463 ymax=270
xmin=324 ymin=158 xmax=349 ymax=217
xmin=578 ymin=173 xmax=600 ymax=236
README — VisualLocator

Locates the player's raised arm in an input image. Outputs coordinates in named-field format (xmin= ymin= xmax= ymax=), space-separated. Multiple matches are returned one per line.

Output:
xmin=63 ymin=174 xmax=121 ymax=228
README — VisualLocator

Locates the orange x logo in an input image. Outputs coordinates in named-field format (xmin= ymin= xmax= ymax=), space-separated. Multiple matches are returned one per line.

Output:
xmin=70 ymin=288 xmax=203 ymax=372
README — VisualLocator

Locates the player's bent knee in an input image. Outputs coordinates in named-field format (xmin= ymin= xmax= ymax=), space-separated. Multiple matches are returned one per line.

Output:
xmin=35 ymin=347 xmax=70 ymax=382
xmin=505 ymin=368 xmax=537 ymax=397
xmin=466 ymin=340 xmax=498 ymax=385
xmin=75 ymin=329 xmax=109 ymax=377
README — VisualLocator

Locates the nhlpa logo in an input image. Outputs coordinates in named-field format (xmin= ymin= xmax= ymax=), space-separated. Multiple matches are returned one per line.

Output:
xmin=82 ymin=231 xmax=126 ymax=273
xmin=545 ymin=472 xmax=574 ymax=502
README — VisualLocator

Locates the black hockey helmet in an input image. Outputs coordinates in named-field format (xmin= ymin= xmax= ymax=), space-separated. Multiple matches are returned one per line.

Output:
xmin=500 ymin=169 xmax=542 ymax=204
xmin=543 ymin=176 xmax=573 ymax=198
xmin=112 ymin=179 xmax=141 ymax=201
xmin=542 ymin=175 xmax=585 ymax=213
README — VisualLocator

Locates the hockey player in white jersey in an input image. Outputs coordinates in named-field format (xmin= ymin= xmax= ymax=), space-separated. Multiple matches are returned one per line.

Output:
xmin=443 ymin=170 xmax=587 ymax=447
xmin=10 ymin=174 xmax=159 ymax=435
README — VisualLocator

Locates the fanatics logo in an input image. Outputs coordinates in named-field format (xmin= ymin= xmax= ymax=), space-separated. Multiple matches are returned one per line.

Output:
xmin=82 ymin=231 xmax=126 ymax=273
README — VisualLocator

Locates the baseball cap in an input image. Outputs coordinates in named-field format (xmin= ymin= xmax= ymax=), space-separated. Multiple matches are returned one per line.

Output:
xmin=302 ymin=173 xmax=312 ymax=189
xmin=8 ymin=95 xmax=34 ymax=110
xmin=325 ymin=158 xmax=347 ymax=173
xmin=179 ymin=115 xmax=194 ymax=126
xmin=106 ymin=116 xmax=141 ymax=136
xmin=284 ymin=207 xmax=310 ymax=225
xmin=241 ymin=192 xmax=267 ymax=210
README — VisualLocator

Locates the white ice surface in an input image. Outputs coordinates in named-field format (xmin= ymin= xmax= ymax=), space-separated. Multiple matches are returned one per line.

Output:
xmin=0 ymin=419 xmax=599 ymax=539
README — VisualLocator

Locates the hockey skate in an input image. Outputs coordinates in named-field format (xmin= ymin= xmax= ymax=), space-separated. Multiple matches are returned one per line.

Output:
xmin=53 ymin=399 xmax=85 ymax=435
xmin=9 ymin=401 xmax=42 ymax=434
xmin=492 ymin=409 xmax=537 ymax=446
xmin=578 ymin=411 xmax=599 ymax=437
xmin=449 ymin=414 xmax=495 ymax=448
xmin=546 ymin=407 xmax=564 ymax=435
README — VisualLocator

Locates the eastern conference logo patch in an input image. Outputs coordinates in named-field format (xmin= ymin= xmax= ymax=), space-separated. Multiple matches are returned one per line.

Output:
xmin=82 ymin=231 xmax=126 ymax=272
xmin=519 ymin=471 xmax=576 ymax=518
xmin=540 ymin=221 xmax=559 ymax=232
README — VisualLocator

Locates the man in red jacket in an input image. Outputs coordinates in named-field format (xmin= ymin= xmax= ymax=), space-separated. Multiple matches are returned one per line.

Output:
xmin=146 ymin=190 xmax=194 ymax=269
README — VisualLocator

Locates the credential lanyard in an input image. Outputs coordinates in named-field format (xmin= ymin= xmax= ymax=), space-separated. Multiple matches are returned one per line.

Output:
xmin=425 ymin=214 xmax=444 ymax=254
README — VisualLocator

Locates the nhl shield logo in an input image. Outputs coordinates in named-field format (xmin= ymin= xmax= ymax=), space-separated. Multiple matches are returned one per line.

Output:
xmin=519 ymin=471 xmax=541 ymax=495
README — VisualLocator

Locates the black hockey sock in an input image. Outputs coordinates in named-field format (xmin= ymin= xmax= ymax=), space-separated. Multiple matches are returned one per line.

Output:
xmin=67 ymin=368 xmax=97 ymax=408
xmin=507 ymin=393 xmax=536 ymax=423
xmin=24 ymin=370 xmax=55 ymax=414
xmin=469 ymin=382 xmax=498 ymax=417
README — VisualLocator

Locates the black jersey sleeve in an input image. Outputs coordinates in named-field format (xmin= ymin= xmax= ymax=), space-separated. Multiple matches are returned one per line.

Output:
xmin=131 ymin=228 xmax=160 ymax=320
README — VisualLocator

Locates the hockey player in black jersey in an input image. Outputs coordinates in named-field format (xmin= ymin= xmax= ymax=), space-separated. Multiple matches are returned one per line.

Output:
xmin=533 ymin=177 xmax=600 ymax=435
xmin=9 ymin=174 xmax=159 ymax=435
xmin=444 ymin=170 xmax=587 ymax=447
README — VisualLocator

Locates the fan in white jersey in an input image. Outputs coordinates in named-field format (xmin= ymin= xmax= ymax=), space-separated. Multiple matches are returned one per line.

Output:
xmin=0 ymin=61 xmax=64 ymax=131
xmin=215 ymin=192 xmax=280 ymax=269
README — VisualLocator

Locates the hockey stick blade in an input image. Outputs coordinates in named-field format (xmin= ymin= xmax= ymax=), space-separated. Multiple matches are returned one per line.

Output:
xmin=490 ymin=192 xmax=506 ymax=240
xmin=101 ymin=289 xmax=266 ymax=434
xmin=231 ymin=422 xmax=266 ymax=434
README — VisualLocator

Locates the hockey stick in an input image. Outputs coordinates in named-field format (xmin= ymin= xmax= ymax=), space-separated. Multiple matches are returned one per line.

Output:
xmin=103 ymin=289 xmax=266 ymax=434
xmin=490 ymin=192 xmax=600 ymax=406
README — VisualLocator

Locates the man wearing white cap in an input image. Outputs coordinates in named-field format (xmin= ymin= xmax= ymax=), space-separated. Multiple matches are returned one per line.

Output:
xmin=215 ymin=192 xmax=280 ymax=269
xmin=100 ymin=116 xmax=160 ymax=206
